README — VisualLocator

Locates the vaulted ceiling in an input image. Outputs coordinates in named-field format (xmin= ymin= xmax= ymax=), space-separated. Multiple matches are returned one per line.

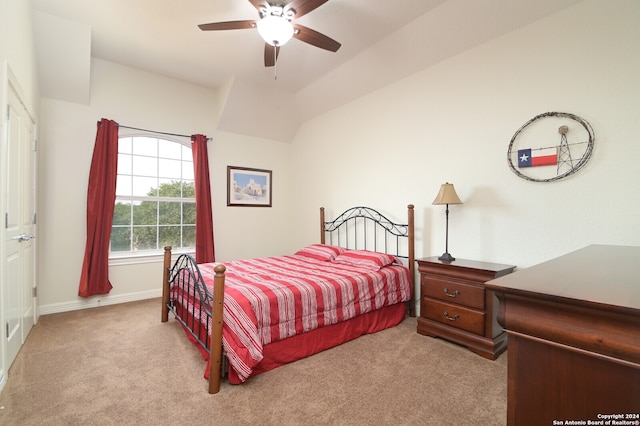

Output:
xmin=31 ymin=0 xmax=583 ymax=142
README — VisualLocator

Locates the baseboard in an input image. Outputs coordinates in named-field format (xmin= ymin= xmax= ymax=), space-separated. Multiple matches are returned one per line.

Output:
xmin=38 ymin=289 xmax=162 ymax=315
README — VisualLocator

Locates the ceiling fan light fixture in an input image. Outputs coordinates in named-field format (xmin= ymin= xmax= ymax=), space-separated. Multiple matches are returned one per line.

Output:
xmin=257 ymin=9 xmax=294 ymax=46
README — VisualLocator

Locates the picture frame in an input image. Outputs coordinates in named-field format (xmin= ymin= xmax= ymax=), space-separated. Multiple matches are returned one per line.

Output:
xmin=227 ymin=166 xmax=272 ymax=207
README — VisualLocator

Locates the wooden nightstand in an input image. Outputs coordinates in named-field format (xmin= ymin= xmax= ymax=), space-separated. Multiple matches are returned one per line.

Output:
xmin=416 ymin=257 xmax=515 ymax=360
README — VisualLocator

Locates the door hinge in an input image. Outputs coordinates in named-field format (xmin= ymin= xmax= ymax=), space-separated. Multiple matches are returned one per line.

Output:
xmin=32 ymin=138 xmax=38 ymax=152
xmin=5 ymin=212 xmax=7 ymax=229
xmin=5 ymin=322 xmax=8 ymax=338
xmin=33 ymin=212 xmax=37 ymax=225
xmin=32 ymin=287 xmax=38 ymax=298
xmin=6 ymin=104 xmax=10 ymax=120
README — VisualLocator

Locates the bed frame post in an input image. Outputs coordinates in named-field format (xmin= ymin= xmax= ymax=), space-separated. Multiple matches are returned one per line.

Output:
xmin=161 ymin=246 xmax=172 ymax=323
xmin=407 ymin=204 xmax=416 ymax=317
xmin=209 ymin=264 xmax=226 ymax=394
xmin=319 ymin=207 xmax=325 ymax=244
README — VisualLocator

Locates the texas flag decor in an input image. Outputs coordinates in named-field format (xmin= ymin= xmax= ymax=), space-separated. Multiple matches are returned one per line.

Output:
xmin=518 ymin=147 xmax=558 ymax=168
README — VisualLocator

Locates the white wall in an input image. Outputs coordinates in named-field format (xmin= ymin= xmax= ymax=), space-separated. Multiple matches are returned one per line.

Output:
xmin=0 ymin=0 xmax=39 ymax=110
xmin=290 ymin=0 xmax=640 ymax=271
xmin=37 ymin=59 xmax=292 ymax=313
xmin=210 ymin=130 xmax=293 ymax=261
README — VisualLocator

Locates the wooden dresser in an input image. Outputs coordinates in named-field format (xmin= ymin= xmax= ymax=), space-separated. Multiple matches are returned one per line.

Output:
xmin=416 ymin=257 xmax=516 ymax=360
xmin=486 ymin=245 xmax=640 ymax=425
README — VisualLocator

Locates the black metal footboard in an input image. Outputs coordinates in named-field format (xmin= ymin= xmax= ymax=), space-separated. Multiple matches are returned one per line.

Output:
xmin=166 ymin=253 xmax=213 ymax=351
xmin=161 ymin=248 xmax=228 ymax=391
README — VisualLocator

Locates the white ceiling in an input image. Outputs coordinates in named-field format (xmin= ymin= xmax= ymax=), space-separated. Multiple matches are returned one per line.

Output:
xmin=31 ymin=0 xmax=584 ymax=141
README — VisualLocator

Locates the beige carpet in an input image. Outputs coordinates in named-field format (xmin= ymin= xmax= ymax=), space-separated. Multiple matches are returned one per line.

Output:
xmin=0 ymin=298 xmax=507 ymax=425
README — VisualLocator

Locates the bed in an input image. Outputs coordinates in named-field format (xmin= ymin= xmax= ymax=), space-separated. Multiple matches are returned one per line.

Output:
xmin=161 ymin=205 xmax=415 ymax=393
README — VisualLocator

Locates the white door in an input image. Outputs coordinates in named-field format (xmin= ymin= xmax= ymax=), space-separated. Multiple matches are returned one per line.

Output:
xmin=3 ymin=75 xmax=37 ymax=370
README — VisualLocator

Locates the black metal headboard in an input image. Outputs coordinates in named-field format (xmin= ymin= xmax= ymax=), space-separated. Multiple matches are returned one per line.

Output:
xmin=320 ymin=205 xmax=415 ymax=316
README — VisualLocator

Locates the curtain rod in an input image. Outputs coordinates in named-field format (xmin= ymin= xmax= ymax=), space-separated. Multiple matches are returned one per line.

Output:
xmin=118 ymin=124 xmax=212 ymax=141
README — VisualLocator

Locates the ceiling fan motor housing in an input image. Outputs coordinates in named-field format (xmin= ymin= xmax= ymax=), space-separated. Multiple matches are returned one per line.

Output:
xmin=259 ymin=5 xmax=296 ymax=21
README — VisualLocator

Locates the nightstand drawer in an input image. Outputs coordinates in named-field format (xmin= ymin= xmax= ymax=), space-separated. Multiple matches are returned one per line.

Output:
xmin=422 ymin=276 xmax=485 ymax=309
xmin=423 ymin=298 xmax=485 ymax=335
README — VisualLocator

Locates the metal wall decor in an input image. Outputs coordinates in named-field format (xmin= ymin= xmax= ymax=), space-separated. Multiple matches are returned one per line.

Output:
xmin=507 ymin=112 xmax=594 ymax=182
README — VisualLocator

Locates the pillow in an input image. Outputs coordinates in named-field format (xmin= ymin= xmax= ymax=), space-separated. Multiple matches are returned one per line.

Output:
xmin=294 ymin=244 xmax=346 ymax=262
xmin=332 ymin=250 xmax=399 ymax=271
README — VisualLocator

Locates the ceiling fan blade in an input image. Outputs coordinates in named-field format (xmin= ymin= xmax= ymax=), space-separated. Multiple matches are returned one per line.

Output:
xmin=293 ymin=24 xmax=341 ymax=52
xmin=248 ymin=0 xmax=268 ymax=11
xmin=285 ymin=0 xmax=329 ymax=19
xmin=198 ymin=20 xmax=257 ymax=31
xmin=264 ymin=44 xmax=281 ymax=67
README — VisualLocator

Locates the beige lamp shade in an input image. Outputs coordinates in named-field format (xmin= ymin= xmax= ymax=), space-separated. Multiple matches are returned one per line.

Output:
xmin=432 ymin=183 xmax=463 ymax=205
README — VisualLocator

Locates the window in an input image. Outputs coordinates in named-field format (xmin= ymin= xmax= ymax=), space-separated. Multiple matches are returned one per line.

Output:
xmin=110 ymin=136 xmax=195 ymax=257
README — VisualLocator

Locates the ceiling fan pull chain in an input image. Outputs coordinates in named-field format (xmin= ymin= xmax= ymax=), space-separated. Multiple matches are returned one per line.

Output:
xmin=274 ymin=46 xmax=278 ymax=80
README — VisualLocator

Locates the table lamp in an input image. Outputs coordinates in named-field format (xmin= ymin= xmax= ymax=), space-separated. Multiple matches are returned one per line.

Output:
xmin=432 ymin=182 xmax=463 ymax=261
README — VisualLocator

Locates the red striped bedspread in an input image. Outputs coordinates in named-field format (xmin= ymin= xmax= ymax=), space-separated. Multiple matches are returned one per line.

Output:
xmin=172 ymin=253 xmax=412 ymax=383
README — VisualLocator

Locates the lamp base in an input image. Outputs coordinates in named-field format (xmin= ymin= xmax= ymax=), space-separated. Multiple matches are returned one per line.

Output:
xmin=438 ymin=252 xmax=455 ymax=262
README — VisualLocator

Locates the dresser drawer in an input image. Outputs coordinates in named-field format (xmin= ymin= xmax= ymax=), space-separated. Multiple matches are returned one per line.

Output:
xmin=422 ymin=298 xmax=485 ymax=335
xmin=422 ymin=276 xmax=485 ymax=309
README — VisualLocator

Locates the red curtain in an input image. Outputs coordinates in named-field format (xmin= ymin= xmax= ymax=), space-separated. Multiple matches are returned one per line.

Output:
xmin=191 ymin=134 xmax=215 ymax=263
xmin=78 ymin=119 xmax=119 ymax=297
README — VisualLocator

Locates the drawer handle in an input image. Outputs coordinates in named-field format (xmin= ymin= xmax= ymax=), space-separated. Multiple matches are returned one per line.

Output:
xmin=443 ymin=311 xmax=460 ymax=321
xmin=443 ymin=288 xmax=460 ymax=298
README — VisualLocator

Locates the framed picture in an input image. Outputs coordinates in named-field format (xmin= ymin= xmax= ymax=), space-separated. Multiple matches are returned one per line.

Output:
xmin=227 ymin=166 xmax=272 ymax=207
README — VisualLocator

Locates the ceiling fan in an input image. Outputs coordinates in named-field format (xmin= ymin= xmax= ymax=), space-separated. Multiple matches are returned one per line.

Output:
xmin=198 ymin=0 xmax=341 ymax=67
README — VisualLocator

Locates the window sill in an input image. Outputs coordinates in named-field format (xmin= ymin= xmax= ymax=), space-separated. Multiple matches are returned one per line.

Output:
xmin=109 ymin=249 xmax=195 ymax=266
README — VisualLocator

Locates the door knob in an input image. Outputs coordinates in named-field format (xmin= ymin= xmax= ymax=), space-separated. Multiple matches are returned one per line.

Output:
xmin=10 ymin=233 xmax=34 ymax=242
